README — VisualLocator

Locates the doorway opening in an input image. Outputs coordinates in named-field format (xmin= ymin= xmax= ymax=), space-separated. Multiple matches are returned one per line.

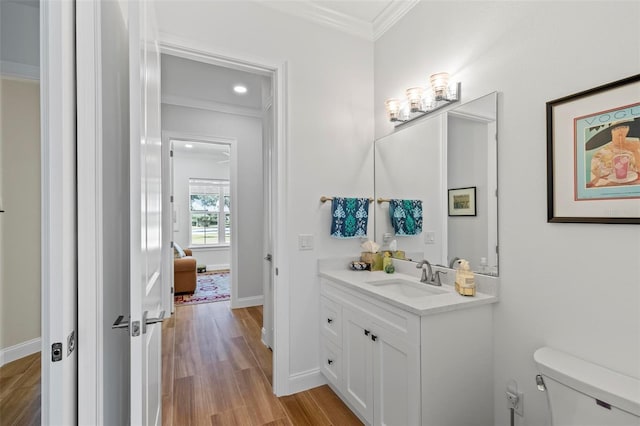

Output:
xmin=167 ymin=137 xmax=236 ymax=309
xmin=159 ymin=42 xmax=282 ymax=393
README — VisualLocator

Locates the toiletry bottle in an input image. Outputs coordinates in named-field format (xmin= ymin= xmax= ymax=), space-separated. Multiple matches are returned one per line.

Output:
xmin=383 ymin=252 xmax=395 ymax=273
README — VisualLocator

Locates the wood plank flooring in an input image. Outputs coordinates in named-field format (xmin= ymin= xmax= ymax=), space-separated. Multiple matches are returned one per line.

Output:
xmin=0 ymin=352 xmax=41 ymax=425
xmin=0 ymin=300 xmax=361 ymax=426
xmin=163 ymin=301 xmax=362 ymax=426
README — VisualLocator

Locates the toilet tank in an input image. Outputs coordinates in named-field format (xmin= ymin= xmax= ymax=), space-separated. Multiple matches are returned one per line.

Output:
xmin=534 ymin=347 xmax=640 ymax=426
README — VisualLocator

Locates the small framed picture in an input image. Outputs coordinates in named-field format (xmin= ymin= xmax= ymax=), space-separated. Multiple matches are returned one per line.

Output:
xmin=448 ymin=187 xmax=476 ymax=216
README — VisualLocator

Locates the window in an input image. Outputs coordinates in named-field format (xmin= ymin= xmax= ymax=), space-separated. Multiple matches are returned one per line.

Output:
xmin=189 ymin=179 xmax=230 ymax=246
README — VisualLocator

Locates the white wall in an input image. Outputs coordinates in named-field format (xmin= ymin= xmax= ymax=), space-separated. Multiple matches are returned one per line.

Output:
xmin=0 ymin=1 xmax=39 ymax=79
xmin=375 ymin=2 xmax=640 ymax=425
xmin=0 ymin=78 xmax=41 ymax=352
xmin=172 ymin=145 xmax=231 ymax=269
xmin=156 ymin=1 xmax=374 ymax=380
xmin=162 ymin=104 xmax=264 ymax=300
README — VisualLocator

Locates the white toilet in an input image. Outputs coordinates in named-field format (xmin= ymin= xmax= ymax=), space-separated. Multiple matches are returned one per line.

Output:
xmin=534 ymin=347 xmax=640 ymax=425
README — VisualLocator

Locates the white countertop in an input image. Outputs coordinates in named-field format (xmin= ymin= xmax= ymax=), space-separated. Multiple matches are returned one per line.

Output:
xmin=318 ymin=259 xmax=499 ymax=316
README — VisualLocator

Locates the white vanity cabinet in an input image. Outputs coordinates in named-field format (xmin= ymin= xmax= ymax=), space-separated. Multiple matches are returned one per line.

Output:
xmin=320 ymin=276 xmax=494 ymax=426
xmin=321 ymin=278 xmax=421 ymax=426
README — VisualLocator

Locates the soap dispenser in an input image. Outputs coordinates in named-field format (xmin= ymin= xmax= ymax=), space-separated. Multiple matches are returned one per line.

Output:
xmin=455 ymin=259 xmax=475 ymax=296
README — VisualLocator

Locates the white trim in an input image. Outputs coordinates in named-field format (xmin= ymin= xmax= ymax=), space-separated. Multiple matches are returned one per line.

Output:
xmin=0 ymin=60 xmax=39 ymax=80
xmin=287 ymin=368 xmax=326 ymax=394
xmin=41 ymin=0 xmax=78 ymax=424
xmin=232 ymin=295 xmax=264 ymax=309
xmin=257 ymin=0 xmax=419 ymax=41
xmin=162 ymin=94 xmax=262 ymax=118
xmin=205 ymin=263 xmax=230 ymax=271
xmin=259 ymin=1 xmax=372 ymax=40
xmin=76 ymin=1 xmax=103 ymax=424
xmin=0 ymin=338 xmax=41 ymax=366
xmin=372 ymin=0 xmax=420 ymax=41
xmin=158 ymin=35 xmax=290 ymax=397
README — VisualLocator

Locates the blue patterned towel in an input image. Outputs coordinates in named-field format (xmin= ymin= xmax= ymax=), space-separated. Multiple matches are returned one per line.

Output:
xmin=330 ymin=197 xmax=369 ymax=239
xmin=389 ymin=199 xmax=423 ymax=236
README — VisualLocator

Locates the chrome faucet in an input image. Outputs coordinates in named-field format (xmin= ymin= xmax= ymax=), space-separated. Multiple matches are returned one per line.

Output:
xmin=416 ymin=260 xmax=433 ymax=283
xmin=449 ymin=257 xmax=461 ymax=268
xmin=416 ymin=260 xmax=447 ymax=286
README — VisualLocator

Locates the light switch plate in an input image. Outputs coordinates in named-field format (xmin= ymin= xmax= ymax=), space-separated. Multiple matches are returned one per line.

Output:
xmin=425 ymin=231 xmax=436 ymax=244
xmin=298 ymin=234 xmax=314 ymax=250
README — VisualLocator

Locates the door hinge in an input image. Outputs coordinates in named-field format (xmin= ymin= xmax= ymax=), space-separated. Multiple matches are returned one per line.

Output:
xmin=51 ymin=342 xmax=63 ymax=362
xmin=170 ymin=241 xmax=174 ymax=248
xmin=275 ymin=267 xmax=279 ymax=276
xmin=170 ymin=195 xmax=173 ymax=203
xmin=170 ymin=150 xmax=174 ymax=157
xmin=67 ymin=331 xmax=75 ymax=356
xmin=171 ymin=286 xmax=174 ymax=294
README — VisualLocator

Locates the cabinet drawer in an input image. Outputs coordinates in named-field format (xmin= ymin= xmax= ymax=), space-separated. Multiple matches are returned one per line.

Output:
xmin=320 ymin=338 xmax=342 ymax=388
xmin=322 ymin=279 xmax=419 ymax=345
xmin=321 ymin=296 xmax=342 ymax=347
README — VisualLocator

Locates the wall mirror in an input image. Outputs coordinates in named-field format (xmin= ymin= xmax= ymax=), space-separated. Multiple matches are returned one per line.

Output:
xmin=374 ymin=92 xmax=498 ymax=276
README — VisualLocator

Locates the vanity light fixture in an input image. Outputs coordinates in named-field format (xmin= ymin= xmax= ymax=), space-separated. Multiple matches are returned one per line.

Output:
xmin=384 ymin=98 xmax=403 ymax=122
xmin=385 ymin=72 xmax=461 ymax=127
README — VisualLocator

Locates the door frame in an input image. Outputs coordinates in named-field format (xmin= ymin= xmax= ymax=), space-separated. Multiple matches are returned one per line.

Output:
xmin=161 ymin=132 xmax=239 ymax=312
xmin=158 ymin=36 xmax=291 ymax=395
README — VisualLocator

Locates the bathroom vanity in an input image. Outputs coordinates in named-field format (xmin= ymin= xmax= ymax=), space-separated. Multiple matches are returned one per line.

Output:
xmin=318 ymin=260 xmax=497 ymax=426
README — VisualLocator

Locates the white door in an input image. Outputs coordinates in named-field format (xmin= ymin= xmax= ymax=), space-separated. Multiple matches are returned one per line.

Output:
xmin=372 ymin=325 xmax=420 ymax=426
xmin=262 ymin=99 xmax=275 ymax=348
xmin=40 ymin=1 xmax=78 ymax=424
xmin=342 ymin=308 xmax=373 ymax=424
xmin=129 ymin=1 xmax=164 ymax=424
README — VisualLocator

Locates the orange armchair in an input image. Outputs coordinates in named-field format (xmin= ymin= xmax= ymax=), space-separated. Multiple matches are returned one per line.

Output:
xmin=174 ymin=248 xmax=197 ymax=294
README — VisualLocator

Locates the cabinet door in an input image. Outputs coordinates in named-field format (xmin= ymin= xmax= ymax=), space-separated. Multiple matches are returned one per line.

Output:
xmin=343 ymin=308 xmax=373 ymax=424
xmin=372 ymin=325 xmax=420 ymax=426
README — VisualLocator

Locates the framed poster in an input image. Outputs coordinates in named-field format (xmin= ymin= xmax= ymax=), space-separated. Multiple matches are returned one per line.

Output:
xmin=448 ymin=187 xmax=476 ymax=216
xmin=547 ymin=74 xmax=640 ymax=224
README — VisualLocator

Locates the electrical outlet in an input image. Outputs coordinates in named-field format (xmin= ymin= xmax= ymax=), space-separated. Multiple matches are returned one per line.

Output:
xmin=506 ymin=390 xmax=524 ymax=416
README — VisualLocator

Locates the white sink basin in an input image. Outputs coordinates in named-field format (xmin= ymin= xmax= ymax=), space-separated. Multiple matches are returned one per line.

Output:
xmin=365 ymin=278 xmax=447 ymax=297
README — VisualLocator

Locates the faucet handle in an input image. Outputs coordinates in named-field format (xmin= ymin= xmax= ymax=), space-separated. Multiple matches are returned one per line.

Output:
xmin=433 ymin=270 xmax=447 ymax=285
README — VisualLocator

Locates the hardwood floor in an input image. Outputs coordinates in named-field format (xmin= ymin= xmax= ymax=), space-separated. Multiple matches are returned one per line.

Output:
xmin=0 ymin=352 xmax=41 ymax=425
xmin=163 ymin=301 xmax=362 ymax=426
xmin=0 ymin=300 xmax=361 ymax=426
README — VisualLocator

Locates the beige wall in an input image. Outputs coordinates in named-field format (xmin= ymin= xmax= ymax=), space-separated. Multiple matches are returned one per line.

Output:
xmin=0 ymin=77 xmax=41 ymax=350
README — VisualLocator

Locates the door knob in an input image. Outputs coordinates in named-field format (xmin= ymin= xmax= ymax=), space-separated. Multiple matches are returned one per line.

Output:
xmin=142 ymin=310 xmax=165 ymax=334
xmin=264 ymin=254 xmax=273 ymax=262
xmin=112 ymin=315 xmax=129 ymax=330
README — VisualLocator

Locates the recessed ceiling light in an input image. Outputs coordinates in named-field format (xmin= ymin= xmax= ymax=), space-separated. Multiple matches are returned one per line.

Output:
xmin=185 ymin=144 xmax=193 ymax=148
xmin=233 ymin=85 xmax=248 ymax=94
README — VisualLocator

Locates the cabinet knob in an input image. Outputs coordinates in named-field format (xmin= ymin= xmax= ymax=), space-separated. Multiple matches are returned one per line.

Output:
xmin=371 ymin=334 xmax=378 ymax=342
xmin=327 ymin=359 xmax=334 ymax=365
xmin=327 ymin=318 xmax=333 ymax=324
xmin=364 ymin=329 xmax=370 ymax=336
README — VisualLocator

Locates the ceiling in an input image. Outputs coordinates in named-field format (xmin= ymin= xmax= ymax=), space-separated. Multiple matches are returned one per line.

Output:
xmin=259 ymin=0 xmax=419 ymax=40
xmin=161 ymin=54 xmax=267 ymax=114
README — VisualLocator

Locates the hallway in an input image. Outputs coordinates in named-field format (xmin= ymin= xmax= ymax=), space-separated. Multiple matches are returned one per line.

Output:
xmin=162 ymin=301 xmax=362 ymax=425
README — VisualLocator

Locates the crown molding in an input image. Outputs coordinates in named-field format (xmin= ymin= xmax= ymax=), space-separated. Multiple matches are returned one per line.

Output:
xmin=373 ymin=0 xmax=420 ymax=41
xmin=257 ymin=1 xmax=419 ymax=41
xmin=162 ymin=94 xmax=262 ymax=118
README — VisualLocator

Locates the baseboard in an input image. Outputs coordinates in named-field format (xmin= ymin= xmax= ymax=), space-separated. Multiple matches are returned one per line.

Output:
xmin=287 ymin=368 xmax=326 ymax=394
xmin=0 ymin=337 xmax=41 ymax=367
xmin=231 ymin=295 xmax=264 ymax=309
xmin=206 ymin=263 xmax=229 ymax=271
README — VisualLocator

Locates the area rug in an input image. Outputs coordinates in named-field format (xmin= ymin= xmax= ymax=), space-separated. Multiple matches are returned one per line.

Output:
xmin=174 ymin=270 xmax=230 ymax=306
